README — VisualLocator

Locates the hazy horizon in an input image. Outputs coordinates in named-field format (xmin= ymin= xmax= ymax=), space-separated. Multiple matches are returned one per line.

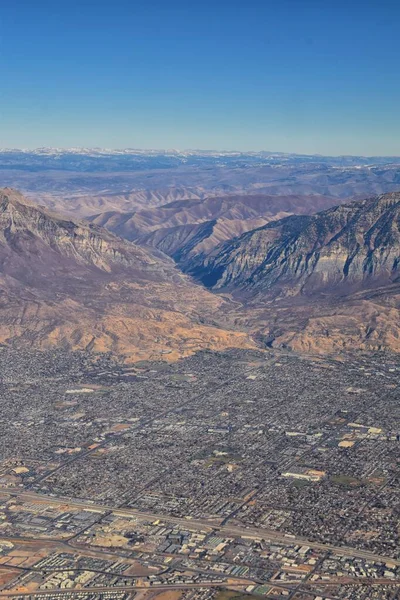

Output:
xmin=2 ymin=146 xmax=400 ymax=159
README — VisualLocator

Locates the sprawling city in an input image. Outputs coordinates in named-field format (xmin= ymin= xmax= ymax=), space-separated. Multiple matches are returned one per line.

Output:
xmin=0 ymin=346 xmax=398 ymax=600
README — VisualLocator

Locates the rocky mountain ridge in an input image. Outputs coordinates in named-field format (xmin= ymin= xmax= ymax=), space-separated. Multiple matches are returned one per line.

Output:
xmin=3 ymin=150 xmax=400 ymax=216
xmin=184 ymin=192 xmax=400 ymax=354
xmin=190 ymin=193 xmax=400 ymax=298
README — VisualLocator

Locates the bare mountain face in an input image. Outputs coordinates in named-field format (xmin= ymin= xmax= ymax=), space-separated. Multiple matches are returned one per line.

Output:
xmin=0 ymin=189 xmax=253 ymax=360
xmin=189 ymin=193 xmax=400 ymax=353
xmin=191 ymin=193 xmax=400 ymax=294
xmin=88 ymin=194 xmax=340 ymax=265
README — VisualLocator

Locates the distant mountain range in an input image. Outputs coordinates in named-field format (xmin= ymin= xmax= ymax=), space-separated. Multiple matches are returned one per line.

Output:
xmin=2 ymin=147 xmax=400 ymax=166
xmin=1 ymin=150 xmax=400 ymax=215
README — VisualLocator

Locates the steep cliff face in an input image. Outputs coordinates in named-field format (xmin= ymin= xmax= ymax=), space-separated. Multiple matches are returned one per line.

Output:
xmin=0 ymin=189 xmax=156 ymax=277
xmin=191 ymin=193 xmax=400 ymax=297
xmin=0 ymin=189 xmax=253 ymax=360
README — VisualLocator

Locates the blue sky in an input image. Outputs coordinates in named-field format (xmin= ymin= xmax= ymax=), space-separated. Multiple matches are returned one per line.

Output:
xmin=1 ymin=0 xmax=399 ymax=154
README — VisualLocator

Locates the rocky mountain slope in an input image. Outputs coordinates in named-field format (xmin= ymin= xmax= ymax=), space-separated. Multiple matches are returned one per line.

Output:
xmin=191 ymin=193 xmax=400 ymax=295
xmin=0 ymin=189 xmax=252 ymax=360
xmin=189 ymin=193 xmax=400 ymax=353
